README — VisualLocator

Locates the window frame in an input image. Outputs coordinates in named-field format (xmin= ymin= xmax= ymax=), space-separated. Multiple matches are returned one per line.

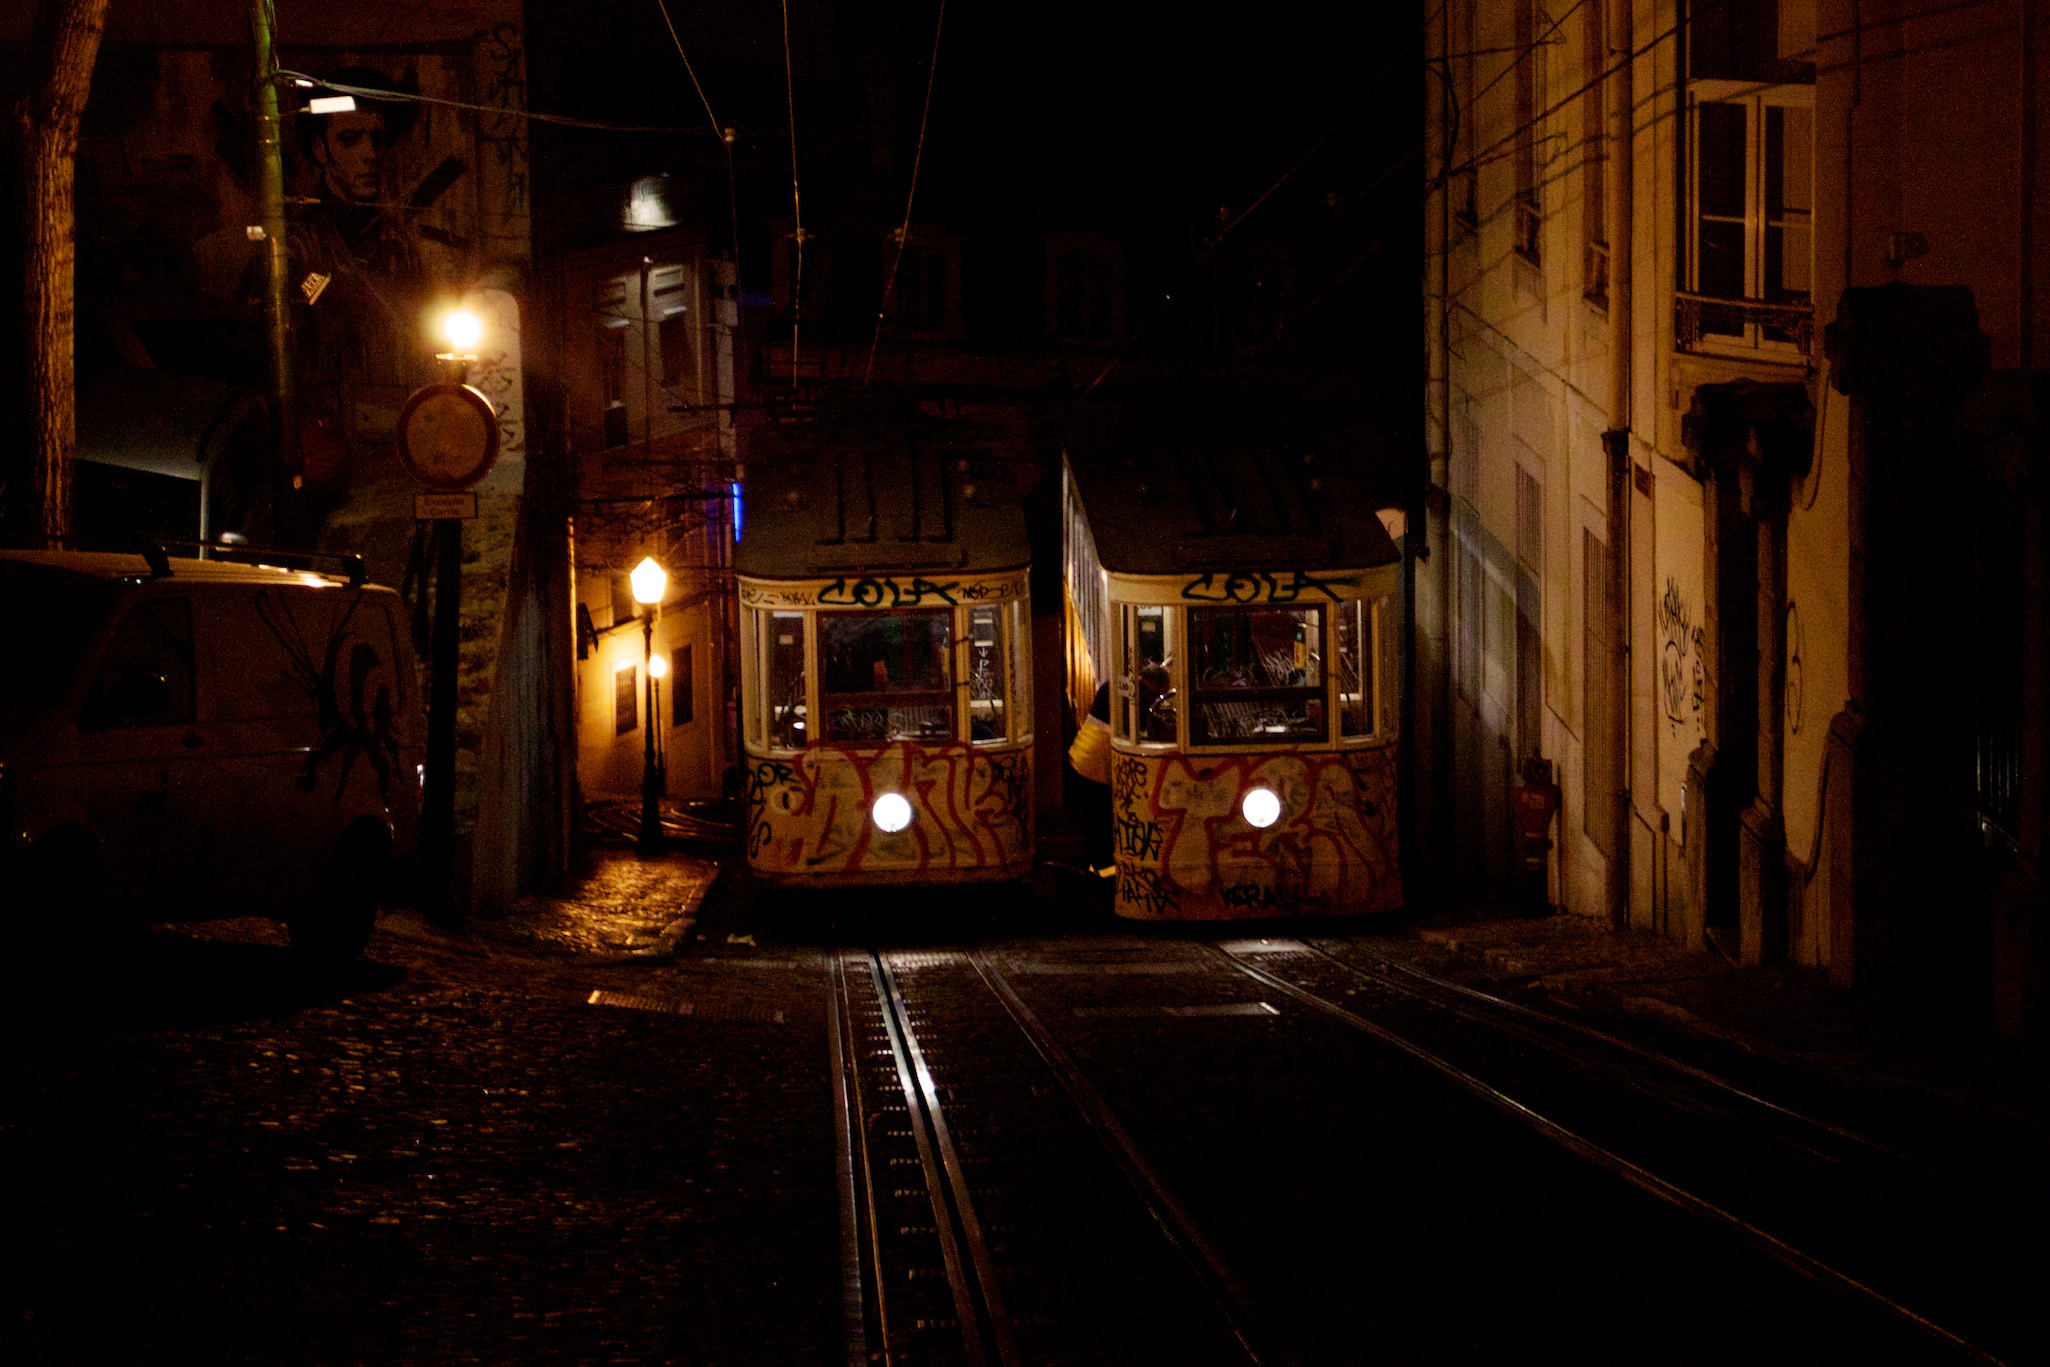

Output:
xmin=745 ymin=600 xmax=1031 ymax=754
xmin=1683 ymin=80 xmax=1814 ymax=355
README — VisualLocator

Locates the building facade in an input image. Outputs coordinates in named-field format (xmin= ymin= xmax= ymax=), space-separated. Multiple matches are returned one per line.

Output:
xmin=1427 ymin=0 xmax=2050 ymax=1032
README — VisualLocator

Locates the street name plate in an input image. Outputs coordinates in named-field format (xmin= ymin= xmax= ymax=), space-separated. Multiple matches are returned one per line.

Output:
xmin=415 ymin=492 xmax=478 ymax=520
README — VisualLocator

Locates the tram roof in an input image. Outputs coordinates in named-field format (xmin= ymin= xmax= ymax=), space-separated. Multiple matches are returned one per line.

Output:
xmin=736 ymin=406 xmax=1030 ymax=580
xmin=1064 ymin=389 xmax=1405 ymax=576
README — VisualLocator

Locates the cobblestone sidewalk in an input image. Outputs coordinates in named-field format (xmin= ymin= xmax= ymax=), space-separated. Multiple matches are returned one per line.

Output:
xmin=468 ymin=849 xmax=721 ymax=961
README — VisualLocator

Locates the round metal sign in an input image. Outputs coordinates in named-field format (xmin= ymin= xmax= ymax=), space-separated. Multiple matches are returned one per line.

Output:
xmin=396 ymin=383 xmax=501 ymax=492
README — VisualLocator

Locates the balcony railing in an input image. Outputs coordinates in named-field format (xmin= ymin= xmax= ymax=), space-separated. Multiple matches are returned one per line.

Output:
xmin=1675 ymin=291 xmax=1814 ymax=356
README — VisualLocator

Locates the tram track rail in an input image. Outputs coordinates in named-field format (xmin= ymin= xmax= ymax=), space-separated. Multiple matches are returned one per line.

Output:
xmin=1207 ymin=939 xmax=2014 ymax=1366
xmin=1309 ymin=937 xmax=1922 ymax=1175
xmin=830 ymin=947 xmax=1265 ymax=1367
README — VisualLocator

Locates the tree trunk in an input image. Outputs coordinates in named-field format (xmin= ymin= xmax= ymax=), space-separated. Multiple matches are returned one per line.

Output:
xmin=15 ymin=0 xmax=111 ymax=546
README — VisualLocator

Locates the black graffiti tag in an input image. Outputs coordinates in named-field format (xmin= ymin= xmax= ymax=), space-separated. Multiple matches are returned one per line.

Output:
xmin=744 ymin=758 xmax=800 ymax=858
xmin=1118 ymin=862 xmax=1181 ymax=916
xmin=1113 ymin=812 xmax=1165 ymax=861
xmin=818 ymin=576 xmax=960 ymax=608
xmin=1111 ymin=756 xmax=1149 ymax=808
xmin=1180 ymin=569 xmax=1361 ymax=604
xmin=1220 ymin=882 xmax=1302 ymax=911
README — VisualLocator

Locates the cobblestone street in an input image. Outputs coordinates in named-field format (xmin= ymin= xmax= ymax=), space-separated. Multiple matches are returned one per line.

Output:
xmin=1 ymin=860 xmax=2043 ymax=1364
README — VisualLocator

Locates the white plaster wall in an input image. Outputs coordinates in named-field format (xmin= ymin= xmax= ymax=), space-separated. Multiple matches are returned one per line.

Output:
xmin=1652 ymin=467 xmax=1707 ymax=827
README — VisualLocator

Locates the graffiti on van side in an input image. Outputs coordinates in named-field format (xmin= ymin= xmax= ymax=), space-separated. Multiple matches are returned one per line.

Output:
xmin=253 ymin=588 xmax=398 ymax=802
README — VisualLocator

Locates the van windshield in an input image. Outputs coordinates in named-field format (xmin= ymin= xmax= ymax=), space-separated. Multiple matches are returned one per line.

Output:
xmin=0 ymin=564 xmax=122 ymax=708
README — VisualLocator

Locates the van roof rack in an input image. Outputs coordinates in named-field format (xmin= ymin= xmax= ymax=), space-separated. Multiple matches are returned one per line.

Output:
xmin=147 ymin=538 xmax=369 ymax=587
xmin=0 ymin=534 xmax=368 ymax=587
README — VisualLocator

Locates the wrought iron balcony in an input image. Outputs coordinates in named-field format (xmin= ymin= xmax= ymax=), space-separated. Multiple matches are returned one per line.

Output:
xmin=1675 ymin=291 xmax=1814 ymax=355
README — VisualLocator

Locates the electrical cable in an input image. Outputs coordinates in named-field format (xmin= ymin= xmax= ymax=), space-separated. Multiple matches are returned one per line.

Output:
xmin=865 ymin=0 xmax=950 ymax=386
xmin=780 ymin=0 xmax=805 ymax=384
xmin=652 ymin=0 xmax=743 ymax=268
xmin=278 ymin=69 xmax=723 ymax=136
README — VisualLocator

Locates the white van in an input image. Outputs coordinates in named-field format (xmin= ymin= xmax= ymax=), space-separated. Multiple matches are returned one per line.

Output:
xmin=0 ymin=549 xmax=426 ymax=962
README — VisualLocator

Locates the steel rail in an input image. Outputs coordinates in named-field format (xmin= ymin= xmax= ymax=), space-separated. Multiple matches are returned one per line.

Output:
xmin=1316 ymin=938 xmax=1916 ymax=1165
xmin=1208 ymin=943 xmax=2008 ymax=1367
xmin=871 ymin=952 xmax=1023 ymax=1367
xmin=967 ymin=949 xmax=1282 ymax=1367
xmin=826 ymin=955 xmax=875 ymax=1367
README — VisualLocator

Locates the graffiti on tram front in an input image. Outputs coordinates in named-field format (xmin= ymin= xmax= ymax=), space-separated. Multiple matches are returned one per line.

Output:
xmin=1108 ymin=745 xmax=1400 ymax=920
xmin=742 ymin=571 xmax=1026 ymax=610
xmin=1117 ymin=863 xmax=1181 ymax=917
xmin=744 ymin=742 xmax=1032 ymax=878
xmin=819 ymin=576 xmax=961 ymax=609
xmin=1179 ymin=569 xmax=1362 ymax=604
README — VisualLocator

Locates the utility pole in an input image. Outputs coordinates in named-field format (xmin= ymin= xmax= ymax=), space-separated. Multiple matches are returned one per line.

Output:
xmin=250 ymin=0 xmax=296 ymax=537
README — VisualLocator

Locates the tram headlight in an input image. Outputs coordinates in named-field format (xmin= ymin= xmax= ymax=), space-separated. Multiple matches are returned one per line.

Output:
xmin=872 ymin=792 xmax=914 ymax=833
xmin=1241 ymin=787 xmax=1282 ymax=829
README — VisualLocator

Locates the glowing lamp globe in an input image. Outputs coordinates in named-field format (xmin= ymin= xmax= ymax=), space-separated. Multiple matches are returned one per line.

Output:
xmin=648 ymin=652 xmax=668 ymax=680
xmin=871 ymin=792 xmax=913 ymax=834
xmin=1241 ymin=788 xmax=1282 ymax=829
xmin=630 ymin=556 xmax=668 ymax=606
xmin=440 ymin=308 xmax=484 ymax=353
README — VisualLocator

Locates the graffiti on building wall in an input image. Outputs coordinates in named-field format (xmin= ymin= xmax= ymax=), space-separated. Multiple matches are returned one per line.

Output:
xmin=1656 ymin=576 xmax=1705 ymax=733
xmin=745 ymin=743 xmax=1032 ymax=878
xmin=1109 ymin=746 xmax=1400 ymax=919
xmin=1785 ymin=599 xmax=1805 ymax=735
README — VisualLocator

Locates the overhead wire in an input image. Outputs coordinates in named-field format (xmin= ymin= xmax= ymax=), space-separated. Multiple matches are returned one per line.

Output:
xmin=780 ymin=0 xmax=806 ymax=383
xmin=865 ymin=0 xmax=950 ymax=386
xmin=279 ymin=69 xmax=724 ymax=136
xmin=652 ymin=0 xmax=743 ymax=269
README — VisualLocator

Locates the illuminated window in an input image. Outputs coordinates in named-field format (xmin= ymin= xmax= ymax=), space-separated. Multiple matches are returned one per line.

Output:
xmin=819 ymin=610 xmax=953 ymax=743
xmin=1188 ymin=605 xmax=1324 ymax=746
xmin=1335 ymin=599 xmax=1386 ymax=741
xmin=1118 ymin=604 xmax=1176 ymax=745
xmin=764 ymin=610 xmax=806 ymax=750
xmin=967 ymin=605 xmax=1008 ymax=742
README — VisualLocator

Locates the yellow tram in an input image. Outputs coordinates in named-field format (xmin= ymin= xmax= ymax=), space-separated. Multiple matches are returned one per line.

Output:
xmin=737 ymin=423 xmax=1033 ymax=887
xmin=1068 ymin=425 xmax=1405 ymax=919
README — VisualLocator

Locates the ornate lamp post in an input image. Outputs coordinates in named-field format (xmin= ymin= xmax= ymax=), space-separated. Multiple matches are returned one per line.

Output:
xmin=648 ymin=649 xmax=669 ymax=786
xmin=630 ymin=555 xmax=669 ymax=853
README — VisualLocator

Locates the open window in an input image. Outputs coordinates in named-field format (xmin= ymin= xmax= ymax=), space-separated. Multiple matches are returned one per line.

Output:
xmin=1679 ymin=0 xmax=1815 ymax=354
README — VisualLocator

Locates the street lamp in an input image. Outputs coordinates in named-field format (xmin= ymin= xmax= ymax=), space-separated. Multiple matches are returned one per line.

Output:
xmin=648 ymin=650 xmax=669 ymax=781
xmin=632 ymin=555 xmax=669 ymax=853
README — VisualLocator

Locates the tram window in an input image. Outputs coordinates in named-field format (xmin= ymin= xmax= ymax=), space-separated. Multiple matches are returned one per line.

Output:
xmin=1336 ymin=599 xmax=1372 ymax=739
xmin=967 ymin=605 xmax=1008 ymax=742
xmin=820 ymin=610 xmax=954 ymax=744
xmin=1188 ymin=605 xmax=1326 ymax=746
xmin=1119 ymin=604 xmax=1176 ymax=745
xmin=766 ymin=610 xmax=807 ymax=749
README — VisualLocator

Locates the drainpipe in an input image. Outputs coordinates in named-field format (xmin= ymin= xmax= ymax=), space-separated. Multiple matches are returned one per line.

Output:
xmin=1603 ymin=0 xmax=1635 ymax=930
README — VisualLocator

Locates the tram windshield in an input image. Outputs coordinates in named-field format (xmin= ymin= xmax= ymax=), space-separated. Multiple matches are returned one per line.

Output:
xmin=1188 ymin=605 xmax=1325 ymax=745
xmin=820 ymin=610 xmax=954 ymax=743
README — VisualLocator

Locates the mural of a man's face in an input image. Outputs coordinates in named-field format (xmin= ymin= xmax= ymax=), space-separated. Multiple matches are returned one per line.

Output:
xmin=312 ymin=110 xmax=387 ymax=204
